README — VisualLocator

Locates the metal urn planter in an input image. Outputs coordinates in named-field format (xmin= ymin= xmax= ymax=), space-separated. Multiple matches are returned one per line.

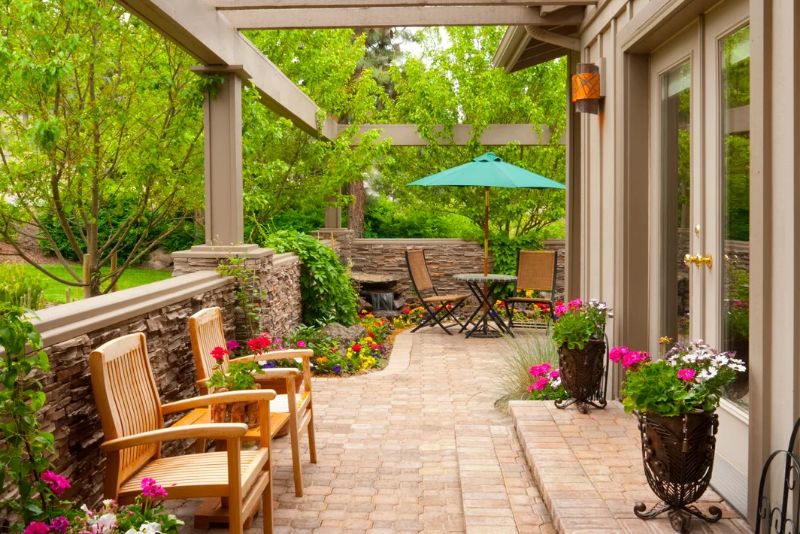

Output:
xmin=634 ymin=411 xmax=722 ymax=533
xmin=555 ymin=338 xmax=608 ymax=413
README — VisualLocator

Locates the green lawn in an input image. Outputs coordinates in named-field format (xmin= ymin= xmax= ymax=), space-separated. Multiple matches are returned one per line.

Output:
xmin=0 ymin=262 xmax=172 ymax=305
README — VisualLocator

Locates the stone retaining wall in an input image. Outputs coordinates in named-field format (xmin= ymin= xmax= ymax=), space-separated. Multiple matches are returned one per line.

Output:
xmin=348 ymin=237 xmax=567 ymax=304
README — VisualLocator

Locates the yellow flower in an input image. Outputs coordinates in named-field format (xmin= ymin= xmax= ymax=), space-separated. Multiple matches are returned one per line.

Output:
xmin=525 ymin=289 xmax=534 ymax=298
xmin=364 ymin=336 xmax=373 ymax=343
xmin=316 ymin=356 xmax=329 ymax=365
xmin=658 ymin=336 xmax=673 ymax=345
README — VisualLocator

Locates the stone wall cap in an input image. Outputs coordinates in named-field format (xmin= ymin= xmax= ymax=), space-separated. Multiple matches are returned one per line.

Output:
xmin=32 ymin=271 xmax=231 ymax=347
xmin=353 ymin=238 xmax=477 ymax=246
xmin=272 ymin=252 xmax=300 ymax=267
xmin=172 ymin=244 xmax=274 ymax=259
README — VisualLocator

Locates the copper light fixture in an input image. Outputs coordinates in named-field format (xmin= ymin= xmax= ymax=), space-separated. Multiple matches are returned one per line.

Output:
xmin=571 ymin=63 xmax=602 ymax=114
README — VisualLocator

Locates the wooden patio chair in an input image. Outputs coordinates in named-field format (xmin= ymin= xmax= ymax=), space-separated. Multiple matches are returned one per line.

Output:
xmin=89 ymin=333 xmax=275 ymax=534
xmin=503 ymin=250 xmax=557 ymax=333
xmin=405 ymin=248 xmax=470 ymax=335
xmin=188 ymin=307 xmax=317 ymax=497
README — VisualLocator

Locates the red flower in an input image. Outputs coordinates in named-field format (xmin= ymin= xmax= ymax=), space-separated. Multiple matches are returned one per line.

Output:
xmin=351 ymin=343 xmax=362 ymax=352
xmin=402 ymin=307 xmax=411 ymax=314
xmin=247 ymin=336 xmax=271 ymax=351
xmin=210 ymin=346 xmax=229 ymax=362
xmin=368 ymin=331 xmax=375 ymax=338
xmin=370 ymin=343 xmax=380 ymax=350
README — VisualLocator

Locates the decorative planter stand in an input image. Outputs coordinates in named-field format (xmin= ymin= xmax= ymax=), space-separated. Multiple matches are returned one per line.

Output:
xmin=634 ymin=411 xmax=722 ymax=533
xmin=555 ymin=339 xmax=608 ymax=413
xmin=210 ymin=387 xmax=260 ymax=428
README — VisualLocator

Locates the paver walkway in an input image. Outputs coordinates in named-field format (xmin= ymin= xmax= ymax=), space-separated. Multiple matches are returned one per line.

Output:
xmin=174 ymin=329 xmax=553 ymax=533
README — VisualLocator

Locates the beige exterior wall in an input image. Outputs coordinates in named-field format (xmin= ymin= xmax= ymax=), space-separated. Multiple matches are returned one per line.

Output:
xmin=572 ymin=0 xmax=800 ymax=521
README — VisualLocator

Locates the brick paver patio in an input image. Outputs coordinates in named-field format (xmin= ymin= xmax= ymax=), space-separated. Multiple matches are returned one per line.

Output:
xmin=171 ymin=329 xmax=749 ymax=534
xmin=173 ymin=329 xmax=554 ymax=533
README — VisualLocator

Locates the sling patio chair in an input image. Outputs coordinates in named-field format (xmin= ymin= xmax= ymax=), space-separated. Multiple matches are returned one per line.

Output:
xmin=89 ymin=333 xmax=275 ymax=533
xmin=405 ymin=248 xmax=470 ymax=335
xmin=187 ymin=307 xmax=317 ymax=498
xmin=503 ymin=250 xmax=558 ymax=333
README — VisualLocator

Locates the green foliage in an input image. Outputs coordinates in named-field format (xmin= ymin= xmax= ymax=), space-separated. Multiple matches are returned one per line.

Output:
xmin=0 ymin=266 xmax=45 ymax=310
xmin=551 ymin=300 xmax=608 ymax=350
xmin=258 ymin=228 xmax=358 ymax=326
xmin=363 ymin=195 xmax=478 ymax=239
xmin=208 ymin=360 xmax=262 ymax=392
xmin=0 ymin=306 xmax=60 ymax=528
xmin=618 ymin=341 xmax=744 ymax=416
xmin=217 ymin=258 xmax=264 ymax=339
xmin=0 ymin=0 xmax=204 ymax=295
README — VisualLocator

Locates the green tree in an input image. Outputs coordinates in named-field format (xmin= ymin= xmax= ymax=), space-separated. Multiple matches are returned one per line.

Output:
xmin=0 ymin=0 xmax=203 ymax=296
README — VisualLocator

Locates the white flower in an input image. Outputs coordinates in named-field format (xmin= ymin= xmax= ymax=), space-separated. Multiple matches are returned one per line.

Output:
xmin=551 ymin=378 xmax=562 ymax=388
xmin=698 ymin=367 xmax=718 ymax=381
xmin=125 ymin=522 xmax=164 ymax=534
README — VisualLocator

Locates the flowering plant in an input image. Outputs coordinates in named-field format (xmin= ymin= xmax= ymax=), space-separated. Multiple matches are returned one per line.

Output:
xmin=612 ymin=340 xmax=746 ymax=417
xmin=527 ymin=362 xmax=568 ymax=401
xmin=392 ymin=306 xmax=425 ymax=329
xmin=550 ymin=299 xmax=609 ymax=350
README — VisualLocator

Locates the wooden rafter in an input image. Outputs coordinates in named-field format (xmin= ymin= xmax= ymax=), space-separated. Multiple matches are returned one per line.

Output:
xmin=213 ymin=0 xmax=595 ymax=8
xmin=223 ymin=5 xmax=585 ymax=29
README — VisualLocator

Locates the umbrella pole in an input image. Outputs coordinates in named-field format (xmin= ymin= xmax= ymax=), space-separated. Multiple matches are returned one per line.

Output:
xmin=483 ymin=187 xmax=489 ymax=277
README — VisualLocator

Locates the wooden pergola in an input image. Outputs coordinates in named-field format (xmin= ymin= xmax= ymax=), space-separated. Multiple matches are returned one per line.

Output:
xmin=118 ymin=0 xmax=593 ymax=249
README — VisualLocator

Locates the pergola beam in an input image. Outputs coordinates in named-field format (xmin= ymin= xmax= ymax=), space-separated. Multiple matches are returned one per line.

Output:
xmin=344 ymin=124 xmax=564 ymax=146
xmin=224 ymin=5 xmax=585 ymax=29
xmin=117 ymin=0 xmax=337 ymax=139
xmin=214 ymin=0 xmax=595 ymax=7
xmin=524 ymin=26 xmax=580 ymax=51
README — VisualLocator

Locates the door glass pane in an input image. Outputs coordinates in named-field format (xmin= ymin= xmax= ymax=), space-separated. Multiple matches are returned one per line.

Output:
xmin=721 ymin=26 xmax=750 ymax=408
xmin=662 ymin=61 xmax=692 ymax=343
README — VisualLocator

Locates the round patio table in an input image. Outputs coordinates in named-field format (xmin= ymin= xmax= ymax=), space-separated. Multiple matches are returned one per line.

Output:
xmin=454 ymin=273 xmax=517 ymax=338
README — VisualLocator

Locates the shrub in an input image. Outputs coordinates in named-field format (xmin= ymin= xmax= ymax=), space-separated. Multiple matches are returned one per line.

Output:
xmin=0 ymin=265 xmax=45 ymax=310
xmin=258 ymin=229 xmax=358 ymax=326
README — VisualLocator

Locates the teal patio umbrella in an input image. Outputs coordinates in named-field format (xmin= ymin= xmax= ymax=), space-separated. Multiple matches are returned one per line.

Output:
xmin=408 ymin=152 xmax=566 ymax=276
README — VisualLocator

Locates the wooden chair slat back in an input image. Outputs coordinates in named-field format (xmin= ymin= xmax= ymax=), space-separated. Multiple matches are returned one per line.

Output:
xmin=89 ymin=333 xmax=163 ymax=484
xmin=189 ymin=307 xmax=228 ymax=387
xmin=516 ymin=250 xmax=556 ymax=293
xmin=406 ymin=249 xmax=434 ymax=292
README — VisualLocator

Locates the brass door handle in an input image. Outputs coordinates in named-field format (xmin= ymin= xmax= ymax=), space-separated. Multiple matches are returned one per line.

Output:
xmin=684 ymin=254 xmax=698 ymax=266
xmin=683 ymin=254 xmax=712 ymax=268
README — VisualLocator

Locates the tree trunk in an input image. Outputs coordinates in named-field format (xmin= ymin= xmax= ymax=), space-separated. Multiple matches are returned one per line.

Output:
xmin=348 ymin=180 xmax=366 ymax=238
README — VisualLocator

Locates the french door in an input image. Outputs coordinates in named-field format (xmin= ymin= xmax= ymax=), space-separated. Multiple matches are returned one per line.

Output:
xmin=649 ymin=0 xmax=750 ymax=514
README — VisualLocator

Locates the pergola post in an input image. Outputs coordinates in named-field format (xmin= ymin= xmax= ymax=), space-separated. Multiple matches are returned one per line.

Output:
xmin=202 ymin=71 xmax=244 ymax=245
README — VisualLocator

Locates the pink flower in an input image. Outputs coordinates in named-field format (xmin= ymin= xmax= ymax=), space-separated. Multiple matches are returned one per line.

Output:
xmin=609 ymin=345 xmax=628 ymax=363
xmin=296 ymin=340 xmax=307 ymax=348
xmin=532 ymin=377 xmax=549 ymax=390
xmin=210 ymin=346 xmax=229 ymax=362
xmin=553 ymin=302 xmax=568 ymax=317
xmin=677 ymin=368 xmax=697 ymax=381
xmin=49 ymin=517 xmax=70 ymax=534
xmin=23 ymin=522 xmax=49 ymax=534
xmin=529 ymin=362 xmax=552 ymax=377
xmin=141 ymin=477 xmax=168 ymax=499
xmin=41 ymin=470 xmax=71 ymax=495
xmin=622 ymin=351 xmax=649 ymax=369
xmin=568 ymin=298 xmax=583 ymax=310
xmin=549 ymin=369 xmax=560 ymax=380
xmin=227 ymin=340 xmax=240 ymax=351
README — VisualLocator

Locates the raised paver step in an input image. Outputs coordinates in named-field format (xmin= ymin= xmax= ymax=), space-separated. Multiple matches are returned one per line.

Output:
xmin=510 ymin=401 xmax=752 ymax=534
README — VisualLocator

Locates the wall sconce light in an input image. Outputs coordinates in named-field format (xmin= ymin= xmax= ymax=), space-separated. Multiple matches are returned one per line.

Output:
xmin=571 ymin=63 xmax=602 ymax=114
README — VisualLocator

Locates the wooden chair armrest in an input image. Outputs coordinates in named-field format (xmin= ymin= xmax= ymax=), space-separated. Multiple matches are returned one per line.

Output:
xmin=100 ymin=424 xmax=247 ymax=453
xmin=161 ymin=390 xmax=277 ymax=415
xmin=236 ymin=349 xmax=313 ymax=363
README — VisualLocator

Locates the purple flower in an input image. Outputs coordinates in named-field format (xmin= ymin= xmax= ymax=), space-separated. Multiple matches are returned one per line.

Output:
xmin=332 ymin=364 xmax=342 ymax=375
xmin=227 ymin=340 xmax=240 ymax=351
xmin=264 ymin=360 xmax=277 ymax=368
xmin=41 ymin=470 xmax=71 ymax=495
xmin=141 ymin=477 xmax=168 ymax=499
xmin=23 ymin=522 xmax=49 ymax=534
xmin=49 ymin=517 xmax=70 ymax=534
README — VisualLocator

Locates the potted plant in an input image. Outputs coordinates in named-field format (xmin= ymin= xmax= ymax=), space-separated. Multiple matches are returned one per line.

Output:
xmin=610 ymin=340 xmax=746 ymax=532
xmin=207 ymin=346 xmax=262 ymax=427
xmin=550 ymin=298 xmax=610 ymax=412
xmin=527 ymin=362 xmax=569 ymax=401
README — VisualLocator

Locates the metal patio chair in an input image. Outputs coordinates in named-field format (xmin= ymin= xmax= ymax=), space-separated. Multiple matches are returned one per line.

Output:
xmin=503 ymin=250 xmax=557 ymax=333
xmin=405 ymin=248 xmax=470 ymax=335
